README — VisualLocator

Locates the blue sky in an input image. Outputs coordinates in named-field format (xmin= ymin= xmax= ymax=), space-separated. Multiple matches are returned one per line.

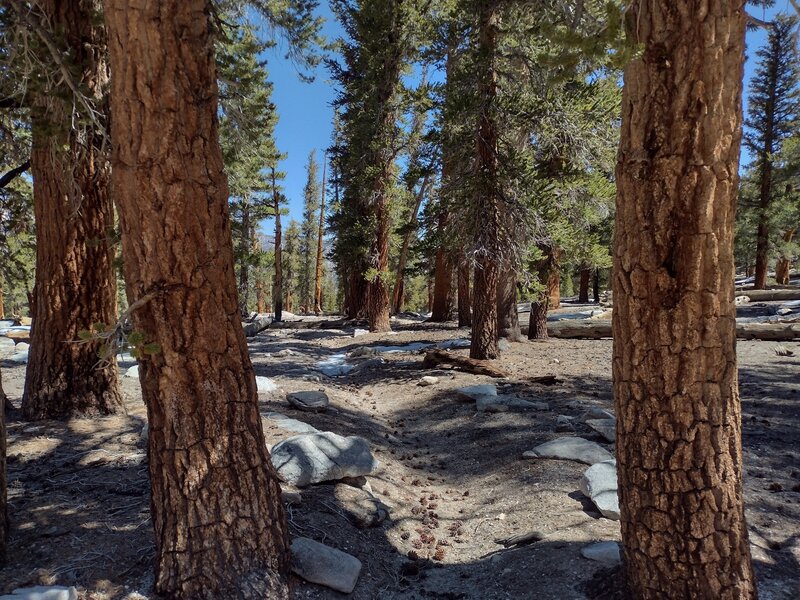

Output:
xmin=258 ymin=1 xmax=795 ymax=226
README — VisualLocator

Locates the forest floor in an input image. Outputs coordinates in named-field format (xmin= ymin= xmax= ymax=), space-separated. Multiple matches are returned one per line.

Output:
xmin=1 ymin=310 xmax=799 ymax=599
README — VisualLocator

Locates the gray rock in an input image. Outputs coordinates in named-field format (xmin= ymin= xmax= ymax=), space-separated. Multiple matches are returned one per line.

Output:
xmin=291 ymin=537 xmax=362 ymax=593
xmin=583 ymin=407 xmax=615 ymax=421
xmin=140 ymin=424 xmax=149 ymax=445
xmin=523 ymin=437 xmax=613 ymax=465
xmin=271 ymin=431 xmax=379 ymax=487
xmin=263 ymin=412 xmax=319 ymax=435
xmin=7 ymin=350 xmax=28 ymax=364
xmin=243 ymin=315 xmax=271 ymax=337
xmin=350 ymin=357 xmax=385 ymax=373
xmin=353 ymin=328 xmax=369 ymax=337
xmin=255 ymin=376 xmax=280 ymax=393
xmin=580 ymin=460 xmax=620 ymax=520
xmin=1 ymin=587 xmax=78 ymax=600
xmin=476 ymin=395 xmax=549 ymax=413
xmin=334 ymin=483 xmax=390 ymax=528
xmin=556 ymin=415 xmax=576 ymax=433
xmin=498 ymin=338 xmax=510 ymax=352
xmin=418 ymin=376 xmax=439 ymax=386
xmin=586 ymin=418 xmax=616 ymax=443
xmin=287 ymin=390 xmax=329 ymax=412
xmin=13 ymin=342 xmax=29 ymax=352
xmin=349 ymin=346 xmax=377 ymax=358
xmin=275 ymin=348 xmax=297 ymax=357
xmin=282 ymin=490 xmax=303 ymax=505
xmin=580 ymin=541 xmax=621 ymax=566
xmin=0 ymin=337 xmax=15 ymax=358
xmin=125 ymin=365 xmax=139 ymax=378
xmin=456 ymin=384 xmax=497 ymax=400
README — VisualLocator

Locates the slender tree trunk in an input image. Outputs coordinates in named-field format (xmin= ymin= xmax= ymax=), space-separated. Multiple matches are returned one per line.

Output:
xmin=613 ymin=1 xmax=755 ymax=597
xmin=367 ymin=191 xmax=391 ymax=331
xmin=430 ymin=212 xmax=454 ymax=321
xmin=754 ymin=167 xmax=772 ymax=289
xmin=314 ymin=153 xmax=327 ymax=314
xmin=105 ymin=2 xmax=290 ymax=598
xmin=775 ymin=228 xmax=795 ymax=285
xmin=238 ymin=203 xmax=251 ymax=316
xmin=252 ymin=233 xmax=267 ymax=314
xmin=470 ymin=0 xmax=500 ymax=360
xmin=0 ymin=285 xmax=4 ymax=320
xmin=527 ymin=298 xmax=548 ymax=340
xmin=272 ymin=169 xmax=283 ymax=322
xmin=0 ymin=367 xmax=6 ymax=563
xmin=457 ymin=257 xmax=472 ymax=327
xmin=497 ymin=267 xmax=522 ymax=341
xmin=547 ymin=250 xmax=561 ymax=309
xmin=23 ymin=0 xmax=122 ymax=420
xmin=592 ymin=268 xmax=600 ymax=303
xmin=391 ymin=176 xmax=429 ymax=314
xmin=578 ymin=265 xmax=590 ymax=303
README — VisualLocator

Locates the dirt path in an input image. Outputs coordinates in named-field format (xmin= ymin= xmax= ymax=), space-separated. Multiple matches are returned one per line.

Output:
xmin=1 ymin=322 xmax=799 ymax=599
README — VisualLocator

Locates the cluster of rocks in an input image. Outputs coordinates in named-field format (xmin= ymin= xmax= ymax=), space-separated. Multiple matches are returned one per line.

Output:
xmin=523 ymin=407 xmax=621 ymax=566
xmin=456 ymin=383 xmax=549 ymax=413
xmin=0 ymin=587 xmax=77 ymax=600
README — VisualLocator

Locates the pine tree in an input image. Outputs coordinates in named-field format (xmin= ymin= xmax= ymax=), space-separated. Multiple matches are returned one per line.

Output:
xmin=299 ymin=151 xmax=320 ymax=312
xmin=283 ymin=220 xmax=301 ymax=313
xmin=743 ymin=14 xmax=800 ymax=288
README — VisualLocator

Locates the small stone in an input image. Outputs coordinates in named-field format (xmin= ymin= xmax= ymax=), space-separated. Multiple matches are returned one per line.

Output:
xmin=580 ymin=541 xmax=621 ymax=566
xmin=476 ymin=395 xmax=549 ymax=412
xmin=275 ymin=348 xmax=296 ymax=357
xmin=353 ymin=328 xmax=369 ymax=337
xmin=287 ymin=390 xmax=329 ymax=412
xmin=580 ymin=460 xmax=620 ymax=520
xmin=2 ymin=587 xmax=78 ymax=600
xmin=291 ymin=537 xmax=362 ymax=594
xmin=349 ymin=346 xmax=377 ymax=358
xmin=456 ymin=384 xmax=497 ymax=400
xmin=583 ymin=407 xmax=615 ymax=421
xmin=498 ymin=339 xmax=510 ymax=352
xmin=255 ymin=376 xmax=280 ymax=393
xmin=263 ymin=412 xmax=319 ymax=435
xmin=523 ymin=437 xmax=613 ymax=465
xmin=419 ymin=376 xmax=439 ymax=386
xmin=14 ymin=342 xmax=29 ymax=352
xmin=586 ymin=418 xmax=616 ymax=443
xmin=282 ymin=490 xmax=302 ymax=505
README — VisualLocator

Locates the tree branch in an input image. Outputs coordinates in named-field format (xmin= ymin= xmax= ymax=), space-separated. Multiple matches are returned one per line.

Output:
xmin=0 ymin=160 xmax=30 ymax=190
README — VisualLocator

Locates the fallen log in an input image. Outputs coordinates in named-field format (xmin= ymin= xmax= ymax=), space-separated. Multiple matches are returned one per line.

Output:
xmin=422 ymin=349 xmax=510 ymax=378
xmin=735 ymin=289 xmax=800 ymax=302
xmin=542 ymin=320 xmax=800 ymax=341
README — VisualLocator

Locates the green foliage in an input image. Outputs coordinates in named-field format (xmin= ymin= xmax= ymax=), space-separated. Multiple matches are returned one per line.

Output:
xmin=299 ymin=150 xmax=321 ymax=310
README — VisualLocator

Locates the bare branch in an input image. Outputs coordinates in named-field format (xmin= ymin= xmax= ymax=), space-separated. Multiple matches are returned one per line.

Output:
xmin=0 ymin=160 xmax=30 ymax=189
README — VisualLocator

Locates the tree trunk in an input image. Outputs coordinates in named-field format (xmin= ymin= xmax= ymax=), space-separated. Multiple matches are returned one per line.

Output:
xmin=0 ymin=367 xmax=6 ymax=563
xmin=391 ymin=176 xmax=428 ymax=314
xmin=470 ymin=0 xmax=500 ymax=360
xmin=547 ymin=255 xmax=560 ymax=309
xmin=366 ymin=192 xmax=391 ymax=331
xmin=22 ymin=0 xmax=122 ymax=420
xmin=313 ymin=153 xmax=327 ymax=315
xmin=527 ymin=298 xmax=548 ymax=340
xmin=105 ymin=2 xmax=290 ymax=598
xmin=457 ymin=257 xmax=472 ymax=327
xmin=0 ymin=284 xmax=4 ymax=320
xmin=578 ymin=265 xmax=590 ymax=303
xmin=775 ymin=228 xmax=795 ymax=285
xmin=592 ymin=268 xmax=600 ymax=303
xmin=253 ymin=233 xmax=267 ymax=314
xmin=430 ymin=212 xmax=454 ymax=321
xmin=272 ymin=169 xmax=283 ymax=322
xmin=497 ymin=267 xmax=522 ymax=341
xmin=613 ymin=1 xmax=756 ymax=597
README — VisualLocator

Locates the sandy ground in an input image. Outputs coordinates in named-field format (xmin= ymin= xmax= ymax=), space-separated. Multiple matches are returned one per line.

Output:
xmin=1 ymin=316 xmax=799 ymax=599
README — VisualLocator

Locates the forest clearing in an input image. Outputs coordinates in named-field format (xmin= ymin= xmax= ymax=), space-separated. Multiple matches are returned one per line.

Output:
xmin=2 ymin=0 xmax=800 ymax=599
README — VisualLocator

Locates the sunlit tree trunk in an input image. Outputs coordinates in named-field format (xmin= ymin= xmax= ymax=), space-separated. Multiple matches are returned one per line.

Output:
xmin=105 ymin=1 xmax=290 ymax=597
xmin=272 ymin=168 xmax=283 ymax=322
xmin=23 ymin=0 xmax=122 ymax=420
xmin=457 ymin=257 xmax=472 ymax=327
xmin=775 ymin=228 xmax=795 ymax=285
xmin=430 ymin=211 xmax=454 ymax=321
xmin=613 ymin=1 xmax=756 ymax=597
xmin=470 ymin=0 xmax=500 ymax=360
xmin=313 ymin=153 xmax=326 ymax=314
xmin=497 ymin=267 xmax=521 ymax=341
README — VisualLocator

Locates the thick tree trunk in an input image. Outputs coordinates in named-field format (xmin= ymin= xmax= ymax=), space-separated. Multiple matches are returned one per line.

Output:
xmin=547 ymin=257 xmax=560 ymax=309
xmin=578 ymin=265 xmax=590 ymax=303
xmin=527 ymin=298 xmax=548 ymax=340
xmin=344 ymin=271 xmax=367 ymax=319
xmin=23 ymin=0 xmax=122 ymax=420
xmin=497 ymin=267 xmax=522 ymax=341
xmin=314 ymin=153 xmax=326 ymax=314
xmin=613 ymin=1 xmax=755 ymax=598
xmin=470 ymin=0 xmax=500 ymax=360
xmin=272 ymin=169 xmax=283 ymax=322
xmin=105 ymin=2 xmax=290 ymax=598
xmin=592 ymin=268 xmax=600 ymax=303
xmin=775 ymin=228 xmax=795 ymax=285
xmin=0 ymin=367 xmax=6 ymax=563
xmin=457 ymin=257 xmax=472 ymax=327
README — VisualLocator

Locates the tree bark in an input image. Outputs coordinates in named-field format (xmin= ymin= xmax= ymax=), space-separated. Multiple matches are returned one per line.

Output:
xmin=775 ymin=228 xmax=795 ymax=285
xmin=470 ymin=0 xmax=500 ymax=360
xmin=547 ymin=253 xmax=560 ymax=309
xmin=578 ymin=265 xmax=590 ymax=303
xmin=105 ymin=2 xmax=290 ymax=598
xmin=457 ymin=257 xmax=472 ymax=327
xmin=613 ymin=1 xmax=756 ymax=597
xmin=313 ymin=152 xmax=327 ymax=314
xmin=592 ymin=268 xmax=600 ymax=303
xmin=238 ymin=202 xmax=251 ymax=316
xmin=497 ymin=267 xmax=522 ymax=341
xmin=430 ymin=211 xmax=454 ymax=321
xmin=0 ymin=284 xmax=4 ymax=320
xmin=527 ymin=299 xmax=548 ymax=340
xmin=272 ymin=168 xmax=283 ymax=322
xmin=22 ymin=0 xmax=122 ymax=420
